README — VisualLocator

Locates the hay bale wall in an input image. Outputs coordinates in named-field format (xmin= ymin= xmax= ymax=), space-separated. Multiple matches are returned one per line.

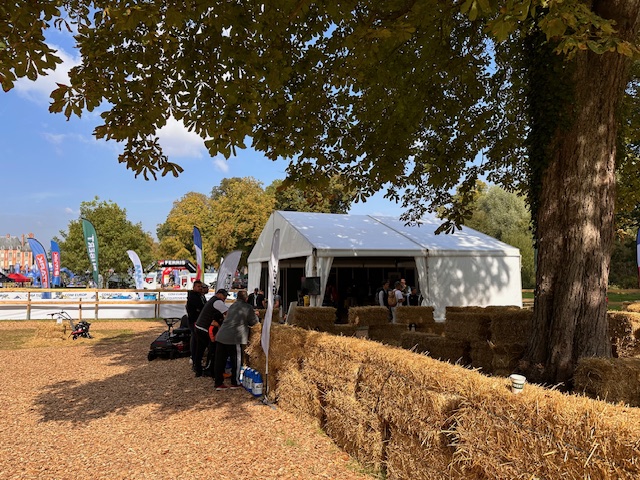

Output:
xmin=368 ymin=323 xmax=407 ymax=345
xmin=608 ymin=311 xmax=640 ymax=358
xmin=347 ymin=306 xmax=389 ymax=326
xmin=574 ymin=357 xmax=640 ymax=407
xmin=287 ymin=306 xmax=336 ymax=330
xmin=247 ymin=324 xmax=640 ymax=479
xmin=395 ymin=306 xmax=435 ymax=325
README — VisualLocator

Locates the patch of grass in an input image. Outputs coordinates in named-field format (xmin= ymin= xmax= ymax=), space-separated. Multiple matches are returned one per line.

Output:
xmin=346 ymin=459 xmax=386 ymax=479
xmin=0 ymin=329 xmax=34 ymax=350
xmin=283 ymin=437 xmax=298 ymax=447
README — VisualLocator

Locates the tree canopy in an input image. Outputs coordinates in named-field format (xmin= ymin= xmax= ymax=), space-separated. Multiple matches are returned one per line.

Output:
xmin=55 ymin=197 xmax=154 ymax=285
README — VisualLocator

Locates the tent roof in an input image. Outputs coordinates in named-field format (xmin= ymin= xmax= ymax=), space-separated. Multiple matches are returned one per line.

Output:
xmin=248 ymin=211 xmax=520 ymax=263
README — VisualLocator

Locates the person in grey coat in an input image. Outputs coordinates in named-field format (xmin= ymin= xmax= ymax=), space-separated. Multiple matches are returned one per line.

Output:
xmin=213 ymin=290 xmax=259 ymax=390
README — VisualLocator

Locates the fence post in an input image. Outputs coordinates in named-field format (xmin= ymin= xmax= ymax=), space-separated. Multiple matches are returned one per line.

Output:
xmin=79 ymin=298 xmax=82 ymax=321
xmin=27 ymin=291 xmax=31 ymax=320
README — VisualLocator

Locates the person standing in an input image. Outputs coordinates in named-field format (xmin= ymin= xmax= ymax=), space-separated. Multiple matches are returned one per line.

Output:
xmin=247 ymin=288 xmax=260 ymax=308
xmin=390 ymin=281 xmax=405 ymax=323
xmin=213 ymin=290 xmax=259 ymax=390
xmin=193 ymin=289 xmax=229 ymax=378
xmin=185 ymin=280 xmax=206 ymax=367
xmin=377 ymin=280 xmax=391 ymax=322
xmin=407 ymin=287 xmax=421 ymax=306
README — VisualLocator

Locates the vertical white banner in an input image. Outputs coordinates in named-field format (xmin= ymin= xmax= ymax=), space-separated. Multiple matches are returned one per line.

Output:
xmin=127 ymin=250 xmax=145 ymax=300
xmin=217 ymin=250 xmax=242 ymax=292
xmin=261 ymin=229 xmax=280 ymax=366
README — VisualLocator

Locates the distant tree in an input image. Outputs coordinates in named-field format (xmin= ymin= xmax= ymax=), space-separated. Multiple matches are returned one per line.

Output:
xmin=210 ymin=177 xmax=275 ymax=265
xmin=464 ymin=184 xmax=536 ymax=289
xmin=609 ymin=229 xmax=640 ymax=289
xmin=157 ymin=192 xmax=212 ymax=264
xmin=266 ymin=176 xmax=354 ymax=213
xmin=55 ymin=198 xmax=154 ymax=286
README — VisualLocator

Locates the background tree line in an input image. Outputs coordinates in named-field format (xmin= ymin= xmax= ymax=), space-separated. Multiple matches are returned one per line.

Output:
xmin=55 ymin=177 xmax=639 ymax=290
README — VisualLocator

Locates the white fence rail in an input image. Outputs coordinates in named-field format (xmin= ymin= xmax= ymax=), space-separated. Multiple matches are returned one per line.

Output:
xmin=0 ymin=288 xmax=192 ymax=320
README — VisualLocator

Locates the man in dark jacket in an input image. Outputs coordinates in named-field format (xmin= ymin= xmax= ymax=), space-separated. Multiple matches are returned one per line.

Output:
xmin=185 ymin=280 xmax=206 ymax=366
xmin=193 ymin=289 xmax=228 ymax=378
xmin=213 ymin=290 xmax=259 ymax=390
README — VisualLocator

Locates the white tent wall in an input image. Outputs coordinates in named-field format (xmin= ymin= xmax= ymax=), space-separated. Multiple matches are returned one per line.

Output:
xmin=427 ymin=254 xmax=523 ymax=320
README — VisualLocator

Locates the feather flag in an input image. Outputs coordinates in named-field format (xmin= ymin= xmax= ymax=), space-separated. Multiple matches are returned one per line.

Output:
xmin=127 ymin=250 xmax=145 ymax=299
xmin=193 ymin=226 xmax=203 ymax=282
xmin=82 ymin=218 xmax=100 ymax=286
xmin=27 ymin=238 xmax=51 ymax=289
xmin=50 ymin=240 xmax=61 ymax=287
xmin=261 ymin=228 xmax=280 ymax=362
xmin=216 ymin=250 xmax=242 ymax=292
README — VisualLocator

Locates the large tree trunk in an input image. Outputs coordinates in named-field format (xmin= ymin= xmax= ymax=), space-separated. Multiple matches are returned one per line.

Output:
xmin=523 ymin=0 xmax=640 ymax=386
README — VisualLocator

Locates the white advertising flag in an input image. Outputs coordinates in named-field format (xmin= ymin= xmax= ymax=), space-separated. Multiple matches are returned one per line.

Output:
xmin=261 ymin=229 xmax=280 ymax=365
xmin=217 ymin=250 xmax=242 ymax=293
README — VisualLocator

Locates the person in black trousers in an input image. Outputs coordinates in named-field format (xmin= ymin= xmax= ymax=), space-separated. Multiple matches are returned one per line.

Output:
xmin=193 ymin=289 xmax=228 ymax=377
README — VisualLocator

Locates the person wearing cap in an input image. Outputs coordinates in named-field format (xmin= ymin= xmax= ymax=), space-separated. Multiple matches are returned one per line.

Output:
xmin=213 ymin=290 xmax=259 ymax=390
xmin=193 ymin=288 xmax=229 ymax=378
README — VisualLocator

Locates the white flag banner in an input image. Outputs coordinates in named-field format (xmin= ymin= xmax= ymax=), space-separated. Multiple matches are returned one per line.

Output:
xmin=126 ymin=250 xmax=145 ymax=300
xmin=217 ymin=250 xmax=242 ymax=292
xmin=261 ymin=229 xmax=280 ymax=365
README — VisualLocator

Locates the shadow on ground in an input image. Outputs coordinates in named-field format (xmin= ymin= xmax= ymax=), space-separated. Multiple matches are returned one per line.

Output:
xmin=34 ymin=323 xmax=264 ymax=424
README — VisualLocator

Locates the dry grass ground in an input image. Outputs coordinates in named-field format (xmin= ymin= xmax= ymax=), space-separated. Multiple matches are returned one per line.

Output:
xmin=0 ymin=320 xmax=373 ymax=480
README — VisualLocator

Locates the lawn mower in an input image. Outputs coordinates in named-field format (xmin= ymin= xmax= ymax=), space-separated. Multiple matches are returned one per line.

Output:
xmin=147 ymin=317 xmax=191 ymax=361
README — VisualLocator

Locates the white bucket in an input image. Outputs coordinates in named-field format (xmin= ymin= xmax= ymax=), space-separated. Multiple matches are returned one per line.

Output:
xmin=509 ymin=374 xmax=526 ymax=394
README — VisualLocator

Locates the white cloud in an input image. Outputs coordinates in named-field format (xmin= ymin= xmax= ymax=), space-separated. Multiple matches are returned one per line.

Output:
xmin=14 ymin=45 xmax=80 ymax=105
xmin=157 ymin=118 xmax=207 ymax=158
xmin=212 ymin=156 xmax=230 ymax=172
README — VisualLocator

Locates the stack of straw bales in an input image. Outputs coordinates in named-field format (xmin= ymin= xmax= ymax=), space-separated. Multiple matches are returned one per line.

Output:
xmin=574 ymin=357 xmax=640 ymax=407
xmin=608 ymin=311 xmax=640 ymax=357
xmin=399 ymin=306 xmax=532 ymax=374
xmin=246 ymin=323 xmax=640 ymax=478
xmin=626 ymin=302 xmax=640 ymax=313
xmin=286 ymin=306 xmax=336 ymax=330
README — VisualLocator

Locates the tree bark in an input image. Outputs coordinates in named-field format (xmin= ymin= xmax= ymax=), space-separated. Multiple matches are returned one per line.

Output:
xmin=523 ymin=0 xmax=640 ymax=385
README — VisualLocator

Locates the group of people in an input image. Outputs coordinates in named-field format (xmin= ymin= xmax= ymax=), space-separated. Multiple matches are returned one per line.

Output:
xmin=377 ymin=278 xmax=422 ymax=323
xmin=185 ymin=280 xmax=259 ymax=390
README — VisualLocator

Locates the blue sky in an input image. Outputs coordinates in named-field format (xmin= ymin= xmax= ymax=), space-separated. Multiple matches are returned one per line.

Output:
xmin=0 ymin=27 xmax=404 ymax=245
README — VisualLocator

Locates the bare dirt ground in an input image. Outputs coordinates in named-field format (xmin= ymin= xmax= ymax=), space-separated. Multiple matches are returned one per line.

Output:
xmin=0 ymin=320 xmax=372 ymax=480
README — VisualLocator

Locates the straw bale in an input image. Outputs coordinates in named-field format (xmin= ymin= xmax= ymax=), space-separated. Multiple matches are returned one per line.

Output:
xmin=385 ymin=427 xmax=456 ymax=480
xmin=490 ymin=343 xmax=526 ymax=377
xmin=351 ymin=347 xmax=465 ymax=445
xmin=273 ymin=362 xmax=324 ymax=427
xmin=368 ymin=323 xmax=407 ymax=346
xmin=626 ymin=302 xmax=640 ymax=313
xmin=444 ymin=312 xmax=491 ymax=342
xmin=449 ymin=382 xmax=640 ymax=479
xmin=400 ymin=332 xmax=469 ymax=364
xmin=347 ymin=306 xmax=389 ymax=326
xmin=302 ymin=354 xmax=362 ymax=398
xmin=574 ymin=357 xmax=640 ymax=407
xmin=417 ymin=321 xmax=445 ymax=336
xmin=469 ymin=341 xmax=494 ymax=374
xmin=323 ymin=390 xmax=385 ymax=472
xmin=608 ymin=311 xmax=640 ymax=358
xmin=325 ymin=324 xmax=359 ymax=336
xmin=287 ymin=307 xmax=336 ymax=330
xmin=33 ymin=322 xmax=67 ymax=340
xmin=445 ymin=306 xmax=487 ymax=314
xmin=489 ymin=308 xmax=533 ymax=344
xmin=395 ymin=306 xmax=435 ymax=325
xmin=245 ymin=323 xmax=319 ymax=392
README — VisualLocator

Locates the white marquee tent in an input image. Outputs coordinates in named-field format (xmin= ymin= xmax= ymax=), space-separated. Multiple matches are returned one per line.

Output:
xmin=248 ymin=211 xmax=523 ymax=319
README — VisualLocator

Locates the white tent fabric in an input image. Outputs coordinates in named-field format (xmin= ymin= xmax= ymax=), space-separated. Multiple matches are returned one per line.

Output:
xmin=248 ymin=211 xmax=522 ymax=319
